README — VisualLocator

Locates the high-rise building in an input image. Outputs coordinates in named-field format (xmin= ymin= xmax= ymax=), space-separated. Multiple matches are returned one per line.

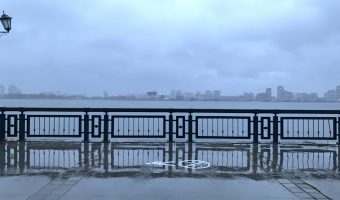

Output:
xmin=277 ymin=86 xmax=284 ymax=101
xmin=205 ymin=90 xmax=213 ymax=100
xmin=242 ymin=92 xmax=254 ymax=101
xmin=276 ymin=86 xmax=295 ymax=101
xmin=8 ymin=85 xmax=21 ymax=95
xmin=266 ymin=88 xmax=272 ymax=99
xmin=0 ymin=85 xmax=5 ymax=96
xmin=324 ymin=89 xmax=336 ymax=102
xmin=170 ymin=90 xmax=183 ymax=100
xmin=336 ymin=85 xmax=340 ymax=100
xmin=213 ymin=90 xmax=221 ymax=100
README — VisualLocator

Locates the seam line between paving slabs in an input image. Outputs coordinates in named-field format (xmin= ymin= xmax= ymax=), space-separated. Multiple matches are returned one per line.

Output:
xmin=255 ymin=144 xmax=332 ymax=200
xmin=26 ymin=143 xmax=103 ymax=200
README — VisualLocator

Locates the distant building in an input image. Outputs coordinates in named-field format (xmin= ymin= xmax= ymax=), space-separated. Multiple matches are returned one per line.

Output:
xmin=8 ymin=85 xmax=21 ymax=95
xmin=204 ymin=90 xmax=213 ymax=100
xmin=213 ymin=90 xmax=221 ymax=100
xmin=146 ymin=91 xmax=158 ymax=100
xmin=103 ymin=91 xmax=108 ymax=98
xmin=147 ymin=91 xmax=157 ymax=97
xmin=170 ymin=90 xmax=184 ymax=100
xmin=255 ymin=88 xmax=272 ymax=101
xmin=276 ymin=86 xmax=294 ymax=101
xmin=324 ymin=89 xmax=336 ymax=102
xmin=183 ymin=92 xmax=194 ymax=100
xmin=277 ymin=86 xmax=284 ymax=101
xmin=336 ymin=85 xmax=340 ymax=101
xmin=0 ymin=85 xmax=5 ymax=96
xmin=265 ymin=88 xmax=272 ymax=100
xmin=241 ymin=92 xmax=254 ymax=101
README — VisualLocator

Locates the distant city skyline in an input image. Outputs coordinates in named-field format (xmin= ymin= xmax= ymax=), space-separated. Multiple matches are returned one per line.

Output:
xmin=1 ymin=83 xmax=340 ymax=102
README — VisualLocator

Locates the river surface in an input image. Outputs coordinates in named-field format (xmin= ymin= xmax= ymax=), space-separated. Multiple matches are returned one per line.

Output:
xmin=1 ymin=99 xmax=340 ymax=109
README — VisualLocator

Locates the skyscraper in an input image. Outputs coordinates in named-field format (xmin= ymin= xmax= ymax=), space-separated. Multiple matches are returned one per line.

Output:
xmin=0 ymin=85 xmax=5 ymax=96
xmin=277 ymin=86 xmax=284 ymax=101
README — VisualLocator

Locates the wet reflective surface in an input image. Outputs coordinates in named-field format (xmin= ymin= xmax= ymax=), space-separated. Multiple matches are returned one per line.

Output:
xmin=1 ymin=141 xmax=340 ymax=199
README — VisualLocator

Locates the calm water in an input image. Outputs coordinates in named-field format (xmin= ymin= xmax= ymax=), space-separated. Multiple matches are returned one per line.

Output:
xmin=0 ymin=99 xmax=340 ymax=109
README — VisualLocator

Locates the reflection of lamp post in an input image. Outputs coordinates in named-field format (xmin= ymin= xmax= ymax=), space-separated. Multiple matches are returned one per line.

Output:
xmin=0 ymin=11 xmax=12 ymax=36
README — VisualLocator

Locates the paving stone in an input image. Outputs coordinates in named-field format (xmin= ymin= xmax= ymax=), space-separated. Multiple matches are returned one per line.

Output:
xmin=293 ymin=192 xmax=312 ymax=199
xmin=309 ymin=192 xmax=328 ymax=199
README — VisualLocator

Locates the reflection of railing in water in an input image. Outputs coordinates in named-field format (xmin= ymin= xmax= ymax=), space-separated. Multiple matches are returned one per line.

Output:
xmin=279 ymin=150 xmax=337 ymax=172
xmin=196 ymin=148 xmax=250 ymax=171
xmin=0 ymin=142 xmax=339 ymax=177
xmin=111 ymin=148 xmax=165 ymax=168
xmin=28 ymin=149 xmax=80 ymax=169
xmin=260 ymin=146 xmax=338 ymax=173
xmin=1 ymin=107 xmax=340 ymax=143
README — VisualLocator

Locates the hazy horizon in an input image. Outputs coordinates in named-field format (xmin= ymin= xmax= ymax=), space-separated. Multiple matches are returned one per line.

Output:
xmin=1 ymin=0 xmax=340 ymax=96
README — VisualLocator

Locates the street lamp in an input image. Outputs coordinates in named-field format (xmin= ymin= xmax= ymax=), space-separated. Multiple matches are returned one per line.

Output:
xmin=0 ymin=11 xmax=12 ymax=36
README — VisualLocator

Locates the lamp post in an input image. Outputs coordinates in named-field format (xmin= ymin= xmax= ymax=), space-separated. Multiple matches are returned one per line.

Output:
xmin=0 ymin=11 xmax=12 ymax=36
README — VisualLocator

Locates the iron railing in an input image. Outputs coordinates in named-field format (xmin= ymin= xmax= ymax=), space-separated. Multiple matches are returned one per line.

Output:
xmin=1 ymin=107 xmax=340 ymax=143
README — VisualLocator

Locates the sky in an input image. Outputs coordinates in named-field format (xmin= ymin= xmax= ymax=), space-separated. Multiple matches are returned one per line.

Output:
xmin=1 ymin=0 xmax=340 ymax=96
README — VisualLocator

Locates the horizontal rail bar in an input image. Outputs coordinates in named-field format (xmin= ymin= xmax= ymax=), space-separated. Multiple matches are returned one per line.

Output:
xmin=1 ymin=107 xmax=340 ymax=114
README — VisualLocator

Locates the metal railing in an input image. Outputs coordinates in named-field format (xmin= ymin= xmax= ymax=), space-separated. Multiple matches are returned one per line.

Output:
xmin=1 ymin=107 xmax=340 ymax=143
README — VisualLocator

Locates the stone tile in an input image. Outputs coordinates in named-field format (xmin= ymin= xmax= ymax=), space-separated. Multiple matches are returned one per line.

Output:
xmin=308 ymin=192 xmax=328 ymax=199
xmin=293 ymin=192 xmax=312 ymax=199
xmin=276 ymin=179 xmax=291 ymax=184
xmin=285 ymin=186 xmax=305 ymax=193
xmin=45 ymin=194 xmax=62 ymax=200
xmin=50 ymin=189 xmax=67 ymax=196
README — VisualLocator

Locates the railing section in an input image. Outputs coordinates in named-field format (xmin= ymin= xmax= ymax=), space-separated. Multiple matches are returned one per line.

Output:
xmin=0 ymin=108 xmax=340 ymax=143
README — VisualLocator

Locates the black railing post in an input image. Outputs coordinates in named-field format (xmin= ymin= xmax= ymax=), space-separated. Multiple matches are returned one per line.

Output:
xmin=26 ymin=145 xmax=30 ymax=168
xmin=253 ymin=114 xmax=258 ymax=143
xmin=103 ymin=112 xmax=109 ymax=143
xmin=272 ymin=144 xmax=278 ymax=172
xmin=168 ymin=142 xmax=173 ymax=177
xmin=84 ymin=112 xmax=89 ymax=142
xmin=84 ymin=142 xmax=89 ymax=169
xmin=338 ymin=145 xmax=340 ymax=172
xmin=0 ymin=141 xmax=5 ymax=173
xmin=19 ymin=111 xmax=25 ymax=141
xmin=188 ymin=113 xmax=193 ymax=142
xmin=168 ymin=113 xmax=173 ymax=142
xmin=338 ymin=117 xmax=340 ymax=144
xmin=19 ymin=142 xmax=25 ymax=173
xmin=273 ymin=114 xmax=279 ymax=144
xmin=0 ymin=112 xmax=5 ymax=141
xmin=103 ymin=143 xmax=109 ymax=174
xmin=252 ymin=144 xmax=258 ymax=175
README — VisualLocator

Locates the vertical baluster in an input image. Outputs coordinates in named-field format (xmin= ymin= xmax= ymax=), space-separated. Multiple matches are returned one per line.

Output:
xmin=188 ymin=113 xmax=193 ymax=142
xmin=168 ymin=113 xmax=173 ymax=142
xmin=253 ymin=114 xmax=258 ymax=143
xmin=0 ymin=112 xmax=5 ymax=141
xmin=103 ymin=113 xmax=109 ymax=142
xmin=273 ymin=114 xmax=278 ymax=144
xmin=83 ymin=112 xmax=89 ymax=142
xmin=338 ymin=117 xmax=340 ymax=144
xmin=19 ymin=111 xmax=25 ymax=141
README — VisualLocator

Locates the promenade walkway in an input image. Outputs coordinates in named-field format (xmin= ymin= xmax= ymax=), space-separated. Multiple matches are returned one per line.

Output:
xmin=0 ymin=141 xmax=338 ymax=199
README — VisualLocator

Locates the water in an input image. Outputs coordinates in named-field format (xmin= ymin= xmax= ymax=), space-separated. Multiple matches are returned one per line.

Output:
xmin=1 ymin=99 xmax=340 ymax=109
xmin=0 ymin=142 xmax=338 ymax=199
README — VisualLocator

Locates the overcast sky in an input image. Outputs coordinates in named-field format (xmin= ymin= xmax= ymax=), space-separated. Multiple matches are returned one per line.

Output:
xmin=1 ymin=0 xmax=340 ymax=96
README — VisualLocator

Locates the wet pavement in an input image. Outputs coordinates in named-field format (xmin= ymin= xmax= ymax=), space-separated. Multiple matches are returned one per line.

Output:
xmin=0 ymin=141 xmax=339 ymax=199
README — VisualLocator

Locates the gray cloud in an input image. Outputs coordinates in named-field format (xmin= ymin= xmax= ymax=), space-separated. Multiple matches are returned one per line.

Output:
xmin=1 ymin=0 xmax=340 ymax=95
